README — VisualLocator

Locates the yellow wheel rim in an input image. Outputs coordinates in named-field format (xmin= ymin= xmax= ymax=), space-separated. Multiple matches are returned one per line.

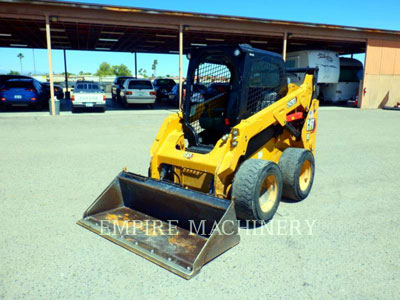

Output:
xmin=299 ymin=160 xmax=312 ymax=192
xmin=259 ymin=175 xmax=278 ymax=213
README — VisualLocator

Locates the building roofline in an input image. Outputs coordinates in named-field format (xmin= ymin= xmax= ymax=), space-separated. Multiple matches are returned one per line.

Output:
xmin=2 ymin=0 xmax=400 ymax=36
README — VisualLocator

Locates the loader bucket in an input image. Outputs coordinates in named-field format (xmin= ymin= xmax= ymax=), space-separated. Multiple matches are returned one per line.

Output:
xmin=77 ymin=171 xmax=240 ymax=279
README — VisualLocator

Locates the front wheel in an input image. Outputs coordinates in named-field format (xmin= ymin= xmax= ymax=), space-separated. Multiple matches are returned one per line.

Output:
xmin=232 ymin=159 xmax=282 ymax=222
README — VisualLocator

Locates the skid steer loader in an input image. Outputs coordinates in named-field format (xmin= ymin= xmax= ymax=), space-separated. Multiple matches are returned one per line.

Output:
xmin=78 ymin=44 xmax=319 ymax=279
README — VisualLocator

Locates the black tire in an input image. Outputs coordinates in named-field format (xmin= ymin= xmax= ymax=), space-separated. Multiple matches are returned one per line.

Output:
xmin=35 ymin=101 xmax=44 ymax=111
xmin=319 ymin=92 xmax=325 ymax=102
xmin=232 ymin=159 xmax=282 ymax=221
xmin=278 ymin=148 xmax=315 ymax=201
xmin=122 ymin=96 xmax=128 ymax=108
xmin=148 ymin=104 xmax=154 ymax=109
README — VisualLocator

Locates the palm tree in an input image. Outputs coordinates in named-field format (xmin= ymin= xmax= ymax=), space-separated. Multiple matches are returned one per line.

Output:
xmin=151 ymin=59 xmax=158 ymax=78
xmin=17 ymin=53 xmax=24 ymax=74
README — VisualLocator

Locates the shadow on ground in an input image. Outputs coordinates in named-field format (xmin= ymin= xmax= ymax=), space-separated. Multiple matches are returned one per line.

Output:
xmin=0 ymin=98 xmax=179 ymax=114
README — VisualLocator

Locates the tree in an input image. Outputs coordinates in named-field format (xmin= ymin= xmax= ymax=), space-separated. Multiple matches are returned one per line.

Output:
xmin=17 ymin=53 xmax=24 ymax=74
xmin=112 ymin=64 xmax=132 ymax=76
xmin=79 ymin=71 xmax=91 ymax=75
xmin=95 ymin=62 xmax=114 ymax=77
xmin=138 ymin=68 xmax=148 ymax=78
xmin=95 ymin=62 xmax=133 ymax=77
xmin=151 ymin=59 xmax=158 ymax=77
xmin=8 ymin=70 xmax=20 ymax=75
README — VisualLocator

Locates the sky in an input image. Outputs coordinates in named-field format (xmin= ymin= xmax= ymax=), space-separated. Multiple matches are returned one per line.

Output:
xmin=1 ymin=0 xmax=399 ymax=76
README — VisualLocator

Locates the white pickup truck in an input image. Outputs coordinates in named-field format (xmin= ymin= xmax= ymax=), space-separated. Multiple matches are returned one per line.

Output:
xmin=72 ymin=81 xmax=106 ymax=112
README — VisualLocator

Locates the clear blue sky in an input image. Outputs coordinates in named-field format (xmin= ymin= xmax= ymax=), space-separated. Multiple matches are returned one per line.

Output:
xmin=1 ymin=0 xmax=399 ymax=76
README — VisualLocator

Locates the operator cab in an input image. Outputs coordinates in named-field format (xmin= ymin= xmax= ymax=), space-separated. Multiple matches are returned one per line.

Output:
xmin=183 ymin=44 xmax=288 ymax=153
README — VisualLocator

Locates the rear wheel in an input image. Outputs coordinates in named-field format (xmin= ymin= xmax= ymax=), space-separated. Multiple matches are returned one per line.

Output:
xmin=278 ymin=148 xmax=315 ymax=201
xmin=122 ymin=96 xmax=129 ymax=108
xmin=232 ymin=159 xmax=282 ymax=221
xmin=34 ymin=101 xmax=44 ymax=111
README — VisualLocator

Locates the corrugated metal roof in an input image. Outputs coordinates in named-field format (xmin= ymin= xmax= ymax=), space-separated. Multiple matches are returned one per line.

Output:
xmin=5 ymin=0 xmax=399 ymax=36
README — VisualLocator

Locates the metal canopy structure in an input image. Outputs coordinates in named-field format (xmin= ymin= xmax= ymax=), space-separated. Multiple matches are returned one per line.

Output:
xmin=3 ymin=0 xmax=400 ymax=55
xmin=0 ymin=17 xmax=368 ymax=54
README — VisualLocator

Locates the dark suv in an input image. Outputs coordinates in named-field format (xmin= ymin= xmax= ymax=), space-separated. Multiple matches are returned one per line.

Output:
xmin=111 ymin=76 xmax=135 ymax=101
xmin=153 ymin=78 xmax=176 ymax=101
xmin=41 ymin=82 xmax=64 ymax=100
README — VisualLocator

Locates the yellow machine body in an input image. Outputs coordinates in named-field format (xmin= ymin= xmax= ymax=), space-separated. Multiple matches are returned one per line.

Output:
xmin=78 ymin=44 xmax=319 ymax=279
xmin=150 ymin=73 xmax=318 ymax=199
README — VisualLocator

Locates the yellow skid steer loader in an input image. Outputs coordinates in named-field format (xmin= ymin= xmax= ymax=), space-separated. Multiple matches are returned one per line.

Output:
xmin=78 ymin=44 xmax=319 ymax=279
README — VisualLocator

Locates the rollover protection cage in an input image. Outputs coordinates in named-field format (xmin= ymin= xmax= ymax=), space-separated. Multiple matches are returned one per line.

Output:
xmin=183 ymin=44 xmax=288 ymax=150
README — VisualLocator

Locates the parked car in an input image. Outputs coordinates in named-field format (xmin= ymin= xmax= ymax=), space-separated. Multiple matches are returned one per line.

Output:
xmin=0 ymin=78 xmax=47 ymax=109
xmin=41 ymin=82 xmax=64 ymax=100
xmin=206 ymin=82 xmax=229 ymax=96
xmin=111 ymin=76 xmax=135 ymax=102
xmin=121 ymin=79 xmax=156 ymax=108
xmin=152 ymin=78 xmax=176 ymax=101
xmin=168 ymin=83 xmax=207 ymax=106
xmin=71 ymin=81 xmax=106 ymax=112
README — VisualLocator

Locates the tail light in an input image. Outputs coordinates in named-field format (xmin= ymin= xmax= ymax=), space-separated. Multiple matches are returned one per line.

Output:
xmin=30 ymin=97 xmax=37 ymax=101
xmin=150 ymin=91 xmax=156 ymax=96
xmin=25 ymin=88 xmax=35 ymax=92
xmin=71 ymin=95 xmax=75 ymax=101
xmin=103 ymin=95 xmax=106 ymax=101
xmin=54 ymin=87 xmax=59 ymax=92
xmin=1 ymin=97 xmax=5 ymax=101
xmin=126 ymin=91 xmax=132 ymax=95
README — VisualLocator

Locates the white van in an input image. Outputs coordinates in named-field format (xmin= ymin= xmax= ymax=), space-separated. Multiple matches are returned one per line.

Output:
xmin=319 ymin=58 xmax=363 ymax=103
xmin=121 ymin=79 xmax=156 ymax=108
xmin=286 ymin=50 xmax=340 ymax=84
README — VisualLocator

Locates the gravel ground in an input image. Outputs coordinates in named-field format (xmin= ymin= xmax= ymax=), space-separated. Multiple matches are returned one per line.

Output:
xmin=0 ymin=107 xmax=399 ymax=299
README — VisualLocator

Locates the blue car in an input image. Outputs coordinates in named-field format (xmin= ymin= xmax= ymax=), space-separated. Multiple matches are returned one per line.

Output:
xmin=0 ymin=78 xmax=47 ymax=109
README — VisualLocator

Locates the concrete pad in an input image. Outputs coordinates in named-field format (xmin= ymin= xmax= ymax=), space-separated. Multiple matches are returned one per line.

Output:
xmin=0 ymin=108 xmax=398 ymax=298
